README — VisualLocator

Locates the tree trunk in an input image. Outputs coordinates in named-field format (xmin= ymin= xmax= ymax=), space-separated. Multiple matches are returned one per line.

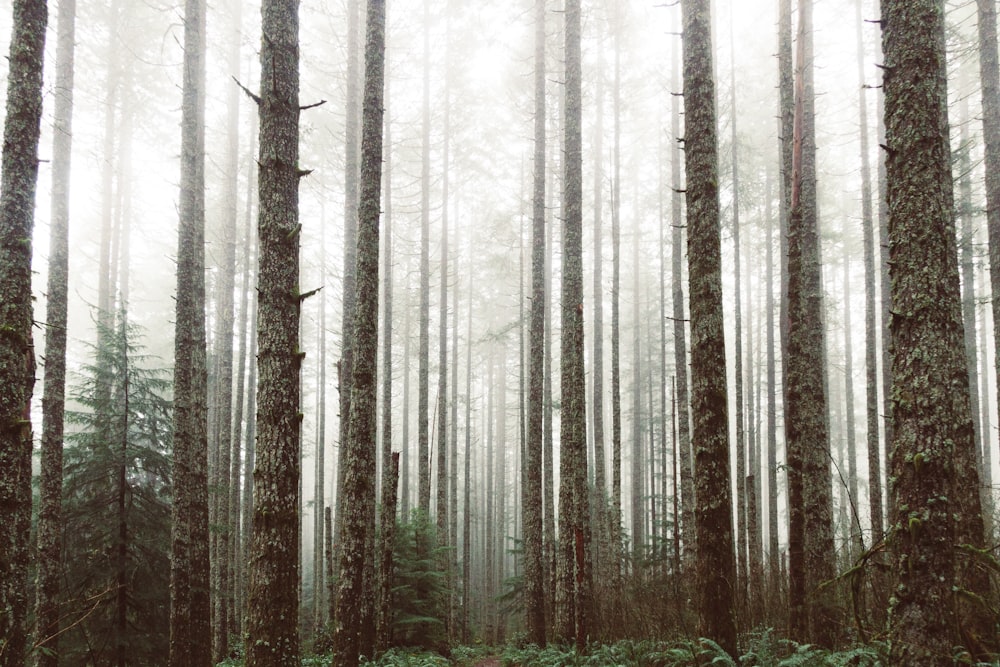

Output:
xmin=0 ymin=0 xmax=45 ymax=662
xmin=333 ymin=0 xmax=385 ymax=661
xmin=557 ymin=0 xmax=592 ymax=648
xmin=681 ymin=0 xmax=737 ymax=657
xmin=245 ymin=0 xmax=302 ymax=661
xmin=729 ymin=19 xmax=748 ymax=610
xmin=843 ymin=247 xmax=862 ymax=557
xmin=524 ymin=0 xmax=547 ymax=645
xmin=211 ymin=1 xmax=242 ymax=653
xmin=418 ymin=0 xmax=432 ymax=517
xmin=670 ymin=18 xmax=695 ymax=575
xmin=764 ymin=164 xmax=781 ymax=607
xmin=976 ymin=0 xmax=1000 ymax=527
xmin=857 ymin=0 xmax=883 ymax=547
xmin=883 ymin=0 xmax=992 ymax=660
xmin=169 ymin=0 xmax=211 ymax=662
xmin=785 ymin=0 xmax=838 ymax=647
xmin=34 ymin=0 xmax=73 ymax=661
xmin=375 ymin=452 xmax=399 ymax=655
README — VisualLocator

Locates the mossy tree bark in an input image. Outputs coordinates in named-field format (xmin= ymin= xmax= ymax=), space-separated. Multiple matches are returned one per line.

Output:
xmin=785 ymin=0 xmax=839 ymax=647
xmin=34 ymin=0 xmax=73 ymax=662
xmin=681 ymin=0 xmax=738 ymax=658
xmin=334 ymin=0 xmax=384 ymax=662
xmin=524 ymin=0 xmax=547 ymax=646
xmin=0 ymin=1 xmax=46 ymax=664
xmin=169 ymin=0 xmax=211 ymax=663
xmin=557 ymin=0 xmax=593 ymax=649
xmin=882 ymin=0 xmax=993 ymax=661
xmin=245 ymin=0 xmax=302 ymax=662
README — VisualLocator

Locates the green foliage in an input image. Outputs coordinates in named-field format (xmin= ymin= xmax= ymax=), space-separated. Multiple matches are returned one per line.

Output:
xmin=740 ymin=628 xmax=887 ymax=666
xmin=390 ymin=510 xmax=451 ymax=651
xmin=58 ymin=313 xmax=173 ymax=666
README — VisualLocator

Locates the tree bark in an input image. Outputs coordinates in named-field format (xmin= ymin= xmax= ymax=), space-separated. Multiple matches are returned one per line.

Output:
xmin=34 ymin=0 xmax=73 ymax=661
xmin=557 ymin=0 xmax=592 ymax=649
xmin=681 ymin=0 xmax=737 ymax=657
xmin=976 ymin=0 xmax=1000 ymax=525
xmin=245 ymin=0 xmax=302 ymax=661
xmin=334 ymin=0 xmax=385 ymax=661
xmin=785 ymin=0 xmax=839 ymax=647
xmin=524 ymin=0 xmax=547 ymax=645
xmin=375 ymin=452 xmax=399 ymax=654
xmin=883 ymin=0 xmax=992 ymax=660
xmin=169 ymin=0 xmax=211 ymax=662
xmin=0 ymin=0 xmax=46 ymax=661
xmin=670 ymin=17 xmax=695 ymax=575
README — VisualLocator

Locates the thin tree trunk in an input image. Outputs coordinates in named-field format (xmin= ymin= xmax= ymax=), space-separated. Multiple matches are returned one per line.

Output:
xmin=170 ymin=0 xmax=211 ymax=661
xmin=842 ymin=248 xmax=862 ymax=557
xmin=34 ymin=0 xmax=74 ymax=660
xmin=786 ymin=0 xmax=838 ymax=646
xmin=375 ymin=452 xmax=399 ymax=655
xmin=729 ymin=16 xmax=748 ymax=611
xmin=670 ymin=16 xmax=695 ymax=574
xmin=857 ymin=0 xmax=883 ymax=548
xmin=976 ymin=0 xmax=999 ymax=526
xmin=525 ymin=0 xmax=547 ymax=644
xmin=765 ymin=163 xmax=781 ymax=604
xmin=211 ymin=1 xmax=242 ymax=651
xmin=418 ymin=0 xmax=432 ymax=517
xmin=334 ymin=0 xmax=385 ymax=660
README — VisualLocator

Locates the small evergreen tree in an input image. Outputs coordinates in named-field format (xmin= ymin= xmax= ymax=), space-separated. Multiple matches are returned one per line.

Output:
xmin=59 ymin=314 xmax=172 ymax=666
xmin=390 ymin=511 xmax=449 ymax=652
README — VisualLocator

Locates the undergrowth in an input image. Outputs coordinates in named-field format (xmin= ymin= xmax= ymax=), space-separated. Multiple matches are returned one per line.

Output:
xmin=217 ymin=630 xmax=892 ymax=666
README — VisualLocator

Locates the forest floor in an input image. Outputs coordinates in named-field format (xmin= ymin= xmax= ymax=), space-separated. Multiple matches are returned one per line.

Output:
xmin=470 ymin=658 xmax=501 ymax=667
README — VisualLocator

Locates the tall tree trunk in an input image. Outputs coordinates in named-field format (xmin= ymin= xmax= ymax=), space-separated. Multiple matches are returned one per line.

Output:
xmin=958 ymin=93 xmax=986 ymax=522
xmin=239 ymin=160 xmax=259 ymax=621
xmin=557 ymin=0 xmax=592 ymax=648
xmin=729 ymin=16 xmax=748 ymax=611
xmin=375 ymin=452 xmax=399 ymax=655
xmin=211 ymin=1 xmax=242 ymax=654
xmin=335 ymin=0 xmax=362 ymax=578
xmin=401 ymin=280 xmax=412 ymax=517
xmin=0 ymin=1 xmax=45 ymax=663
xmin=313 ymin=249 xmax=327 ymax=634
xmin=524 ymin=0 xmax=547 ymax=645
xmin=670 ymin=15 xmax=695 ymax=574
xmin=785 ymin=0 xmax=838 ymax=646
xmin=777 ymin=0 xmax=793 ymax=606
xmin=333 ymin=0 xmax=385 ymax=661
xmin=842 ymin=248 xmax=862 ymax=557
xmin=34 ymin=0 xmax=73 ymax=661
xmin=114 ymin=315 xmax=130 ymax=667
xmin=857 ymin=0 xmax=883 ymax=547
xmin=764 ymin=164 xmax=781 ymax=604
xmin=883 ymin=0 xmax=993 ymax=660
xmin=418 ymin=0 xmax=432 ymax=517
xmin=245 ymin=0 xmax=302 ymax=661
xmin=436 ymin=43 xmax=451 ymax=606
xmin=681 ymin=0 xmax=737 ymax=657
xmin=462 ymin=255 xmax=473 ymax=644
xmin=976 ymin=0 xmax=1000 ymax=525
xmin=630 ymin=183 xmax=644 ymax=567
xmin=591 ymin=10 xmax=607 ymax=590
xmin=840 ymin=245 xmax=863 ymax=560
xmin=170 ymin=0 xmax=211 ymax=662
